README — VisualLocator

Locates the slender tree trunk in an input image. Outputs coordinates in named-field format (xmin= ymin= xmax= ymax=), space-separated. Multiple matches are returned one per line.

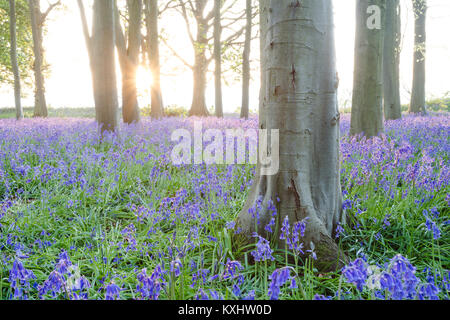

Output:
xmin=145 ymin=0 xmax=164 ymax=119
xmin=116 ymin=0 xmax=142 ymax=124
xmin=9 ymin=0 xmax=23 ymax=120
xmin=383 ymin=0 xmax=402 ymax=120
xmin=77 ymin=0 xmax=94 ymax=71
xmin=29 ymin=0 xmax=47 ymax=118
xmin=410 ymin=0 xmax=426 ymax=114
xmin=350 ymin=0 xmax=385 ymax=137
xmin=240 ymin=0 xmax=252 ymax=119
xmin=189 ymin=18 xmax=209 ymax=117
xmin=214 ymin=0 xmax=223 ymax=118
xmin=236 ymin=0 xmax=346 ymax=272
xmin=92 ymin=0 xmax=119 ymax=132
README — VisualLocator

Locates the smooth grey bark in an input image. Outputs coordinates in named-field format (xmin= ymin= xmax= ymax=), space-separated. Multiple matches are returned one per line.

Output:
xmin=350 ymin=0 xmax=385 ymax=137
xmin=115 ymin=0 xmax=142 ymax=124
xmin=214 ymin=0 xmax=223 ymax=118
xmin=236 ymin=0 xmax=345 ymax=272
xmin=240 ymin=0 xmax=252 ymax=120
xmin=145 ymin=0 xmax=164 ymax=119
xmin=410 ymin=0 xmax=427 ymax=114
xmin=9 ymin=0 xmax=23 ymax=120
xmin=92 ymin=0 xmax=119 ymax=132
xmin=28 ymin=0 xmax=47 ymax=117
xmin=383 ymin=0 xmax=402 ymax=120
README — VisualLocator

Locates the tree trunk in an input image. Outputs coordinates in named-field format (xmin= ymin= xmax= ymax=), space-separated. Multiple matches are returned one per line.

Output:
xmin=188 ymin=17 xmax=209 ymax=117
xmin=9 ymin=0 xmax=23 ymax=120
xmin=350 ymin=0 xmax=385 ymax=137
xmin=214 ymin=0 xmax=223 ymax=118
xmin=383 ymin=0 xmax=402 ymax=120
xmin=116 ymin=0 xmax=142 ymax=124
xmin=77 ymin=0 xmax=93 ymax=66
xmin=145 ymin=0 xmax=164 ymax=119
xmin=92 ymin=0 xmax=119 ymax=132
xmin=409 ymin=0 xmax=426 ymax=114
xmin=236 ymin=0 xmax=346 ymax=272
xmin=29 ymin=0 xmax=47 ymax=118
xmin=240 ymin=0 xmax=252 ymax=120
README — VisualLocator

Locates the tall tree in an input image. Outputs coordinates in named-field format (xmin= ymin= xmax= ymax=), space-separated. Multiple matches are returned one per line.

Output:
xmin=0 ymin=0 xmax=33 ymax=86
xmin=409 ymin=0 xmax=427 ymax=114
xmin=77 ymin=0 xmax=119 ymax=132
xmin=350 ymin=0 xmax=385 ymax=137
xmin=166 ymin=0 xmax=246 ymax=117
xmin=240 ymin=0 xmax=252 ymax=119
xmin=9 ymin=0 xmax=23 ymax=119
xmin=115 ymin=0 xmax=142 ymax=124
xmin=383 ymin=0 xmax=402 ymax=120
xmin=236 ymin=0 xmax=346 ymax=272
xmin=28 ymin=0 xmax=60 ymax=118
xmin=182 ymin=0 xmax=211 ymax=117
xmin=214 ymin=0 xmax=223 ymax=118
xmin=144 ymin=0 xmax=164 ymax=119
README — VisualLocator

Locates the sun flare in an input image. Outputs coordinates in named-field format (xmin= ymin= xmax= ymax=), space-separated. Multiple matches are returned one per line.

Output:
xmin=136 ymin=67 xmax=154 ymax=94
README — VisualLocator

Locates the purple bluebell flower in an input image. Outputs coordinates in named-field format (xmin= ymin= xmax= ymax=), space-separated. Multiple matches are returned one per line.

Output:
xmin=170 ymin=259 xmax=182 ymax=277
xmin=268 ymin=267 xmax=295 ymax=300
xmin=105 ymin=282 xmax=121 ymax=300
xmin=280 ymin=216 xmax=290 ymax=241
xmin=136 ymin=267 xmax=164 ymax=300
xmin=223 ymin=259 xmax=244 ymax=280
xmin=342 ymin=258 xmax=369 ymax=292
xmin=232 ymin=284 xmax=241 ymax=297
xmin=250 ymin=233 xmax=274 ymax=262
xmin=9 ymin=259 xmax=36 ymax=300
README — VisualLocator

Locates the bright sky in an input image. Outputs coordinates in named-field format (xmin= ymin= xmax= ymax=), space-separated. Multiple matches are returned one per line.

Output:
xmin=0 ymin=0 xmax=449 ymax=113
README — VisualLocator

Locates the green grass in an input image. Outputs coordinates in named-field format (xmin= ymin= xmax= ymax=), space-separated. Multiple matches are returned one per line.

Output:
xmin=0 ymin=115 xmax=448 ymax=300
xmin=0 ymin=107 xmax=96 ymax=119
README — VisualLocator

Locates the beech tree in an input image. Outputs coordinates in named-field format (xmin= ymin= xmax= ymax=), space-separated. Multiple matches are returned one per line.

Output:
xmin=77 ymin=0 xmax=119 ymax=132
xmin=144 ymin=0 xmax=164 ymax=119
xmin=236 ymin=0 xmax=346 ymax=272
xmin=0 ymin=0 xmax=33 ymax=86
xmin=214 ymin=0 xmax=223 ymax=118
xmin=28 ymin=0 xmax=60 ymax=118
xmin=350 ymin=0 xmax=385 ymax=137
xmin=240 ymin=0 xmax=252 ymax=119
xmin=410 ymin=0 xmax=427 ymax=114
xmin=165 ymin=0 xmax=246 ymax=117
xmin=115 ymin=0 xmax=142 ymax=124
xmin=383 ymin=0 xmax=402 ymax=120
xmin=9 ymin=0 xmax=23 ymax=119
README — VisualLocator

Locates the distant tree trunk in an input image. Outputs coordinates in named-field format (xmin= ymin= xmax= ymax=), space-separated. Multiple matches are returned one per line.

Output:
xmin=175 ymin=0 xmax=244 ymax=117
xmin=350 ymin=0 xmax=385 ymax=137
xmin=410 ymin=0 xmax=427 ymax=114
xmin=145 ymin=0 xmax=164 ymax=119
xmin=189 ymin=8 xmax=209 ymax=117
xmin=383 ymin=0 xmax=402 ymax=120
xmin=240 ymin=0 xmax=252 ymax=120
xmin=77 ymin=0 xmax=93 ymax=67
xmin=92 ymin=0 xmax=119 ymax=132
xmin=29 ymin=0 xmax=47 ymax=118
xmin=236 ymin=0 xmax=346 ymax=272
xmin=214 ymin=0 xmax=223 ymax=118
xmin=189 ymin=17 xmax=209 ymax=117
xmin=9 ymin=0 xmax=23 ymax=120
xmin=116 ymin=0 xmax=142 ymax=124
